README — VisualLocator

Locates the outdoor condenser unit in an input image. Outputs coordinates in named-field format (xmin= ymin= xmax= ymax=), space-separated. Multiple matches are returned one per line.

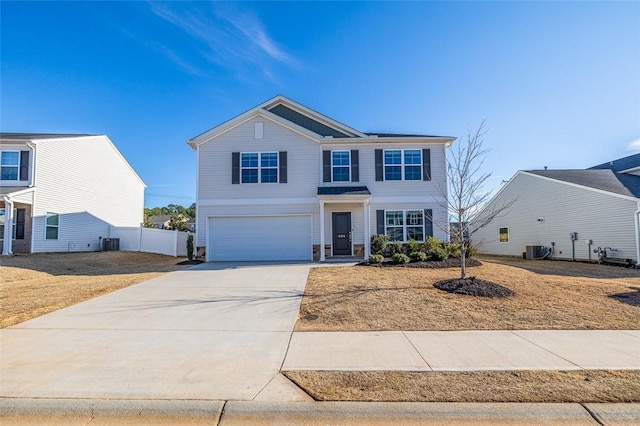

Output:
xmin=525 ymin=245 xmax=545 ymax=259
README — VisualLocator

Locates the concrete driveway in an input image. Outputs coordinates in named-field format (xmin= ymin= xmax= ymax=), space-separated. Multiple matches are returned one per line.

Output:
xmin=0 ymin=262 xmax=312 ymax=401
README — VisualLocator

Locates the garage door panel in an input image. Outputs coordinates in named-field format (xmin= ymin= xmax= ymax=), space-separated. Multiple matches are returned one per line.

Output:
xmin=208 ymin=216 xmax=312 ymax=261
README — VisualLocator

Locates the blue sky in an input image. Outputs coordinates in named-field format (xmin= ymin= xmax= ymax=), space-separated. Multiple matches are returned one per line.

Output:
xmin=2 ymin=1 xmax=639 ymax=208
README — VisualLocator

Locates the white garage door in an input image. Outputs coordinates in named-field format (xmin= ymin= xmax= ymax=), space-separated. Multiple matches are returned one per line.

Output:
xmin=208 ymin=215 xmax=312 ymax=261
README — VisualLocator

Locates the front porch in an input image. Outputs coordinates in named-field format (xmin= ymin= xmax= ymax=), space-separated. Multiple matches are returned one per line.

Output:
xmin=317 ymin=186 xmax=371 ymax=262
xmin=1 ymin=186 xmax=35 ymax=255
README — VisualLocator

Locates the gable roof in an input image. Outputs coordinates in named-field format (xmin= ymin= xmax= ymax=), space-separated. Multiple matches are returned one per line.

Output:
xmin=525 ymin=169 xmax=640 ymax=199
xmin=589 ymin=153 xmax=640 ymax=173
xmin=187 ymin=95 xmax=454 ymax=148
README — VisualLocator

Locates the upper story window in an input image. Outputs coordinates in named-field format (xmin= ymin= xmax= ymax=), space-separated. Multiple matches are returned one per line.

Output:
xmin=384 ymin=149 xmax=422 ymax=181
xmin=1 ymin=151 xmax=19 ymax=180
xmin=385 ymin=210 xmax=425 ymax=242
xmin=241 ymin=152 xmax=278 ymax=184
xmin=332 ymin=151 xmax=350 ymax=182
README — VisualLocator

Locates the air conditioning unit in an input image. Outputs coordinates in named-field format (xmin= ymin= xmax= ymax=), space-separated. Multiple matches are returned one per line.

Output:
xmin=525 ymin=245 xmax=544 ymax=259
xmin=102 ymin=237 xmax=120 ymax=252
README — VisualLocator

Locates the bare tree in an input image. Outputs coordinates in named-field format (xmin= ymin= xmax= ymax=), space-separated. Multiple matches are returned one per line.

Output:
xmin=432 ymin=120 xmax=516 ymax=279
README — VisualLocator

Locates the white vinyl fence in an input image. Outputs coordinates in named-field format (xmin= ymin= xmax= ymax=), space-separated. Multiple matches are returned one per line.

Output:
xmin=110 ymin=226 xmax=189 ymax=257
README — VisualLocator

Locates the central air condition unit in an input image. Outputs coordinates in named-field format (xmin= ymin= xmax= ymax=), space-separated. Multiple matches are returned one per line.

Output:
xmin=526 ymin=245 xmax=545 ymax=259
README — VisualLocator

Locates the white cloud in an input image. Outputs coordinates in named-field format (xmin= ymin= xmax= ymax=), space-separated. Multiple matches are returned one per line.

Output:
xmin=628 ymin=137 xmax=640 ymax=152
xmin=146 ymin=2 xmax=298 ymax=80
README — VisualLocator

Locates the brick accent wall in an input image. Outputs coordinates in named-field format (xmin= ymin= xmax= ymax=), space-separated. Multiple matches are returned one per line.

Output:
xmin=196 ymin=246 xmax=206 ymax=261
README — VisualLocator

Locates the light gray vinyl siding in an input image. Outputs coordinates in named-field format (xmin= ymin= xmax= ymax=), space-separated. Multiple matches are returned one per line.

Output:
xmin=321 ymin=143 xmax=447 ymax=198
xmin=198 ymin=117 xmax=319 ymax=201
xmin=474 ymin=172 xmax=639 ymax=262
xmin=31 ymin=136 xmax=145 ymax=253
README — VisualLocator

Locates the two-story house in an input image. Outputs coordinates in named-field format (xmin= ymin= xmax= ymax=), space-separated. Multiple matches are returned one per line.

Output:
xmin=0 ymin=133 xmax=146 ymax=255
xmin=188 ymin=96 xmax=454 ymax=262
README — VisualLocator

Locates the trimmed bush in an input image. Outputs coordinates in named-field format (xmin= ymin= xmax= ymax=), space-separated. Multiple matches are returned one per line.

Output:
xmin=368 ymin=254 xmax=384 ymax=264
xmin=423 ymin=236 xmax=441 ymax=253
xmin=428 ymin=246 xmax=449 ymax=261
xmin=370 ymin=234 xmax=390 ymax=255
xmin=391 ymin=253 xmax=410 ymax=264
xmin=186 ymin=233 xmax=194 ymax=261
xmin=443 ymin=242 xmax=461 ymax=258
xmin=407 ymin=239 xmax=421 ymax=254
xmin=465 ymin=245 xmax=478 ymax=258
xmin=409 ymin=251 xmax=427 ymax=262
xmin=389 ymin=241 xmax=404 ymax=255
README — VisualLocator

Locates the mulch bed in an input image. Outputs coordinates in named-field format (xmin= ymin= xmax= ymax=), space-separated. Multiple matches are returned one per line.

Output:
xmin=176 ymin=259 xmax=204 ymax=266
xmin=434 ymin=276 xmax=514 ymax=298
xmin=360 ymin=258 xmax=482 ymax=269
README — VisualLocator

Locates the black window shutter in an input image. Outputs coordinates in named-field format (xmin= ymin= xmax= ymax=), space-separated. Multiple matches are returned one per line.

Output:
xmin=231 ymin=152 xmax=240 ymax=184
xmin=422 ymin=149 xmax=431 ymax=181
xmin=376 ymin=210 xmax=385 ymax=234
xmin=375 ymin=149 xmax=383 ymax=181
xmin=424 ymin=209 xmax=433 ymax=238
xmin=15 ymin=209 xmax=25 ymax=239
xmin=19 ymin=151 xmax=30 ymax=181
xmin=350 ymin=150 xmax=359 ymax=182
xmin=322 ymin=150 xmax=331 ymax=182
xmin=279 ymin=151 xmax=287 ymax=183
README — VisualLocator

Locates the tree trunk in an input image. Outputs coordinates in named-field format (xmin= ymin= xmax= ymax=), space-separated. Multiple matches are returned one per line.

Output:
xmin=460 ymin=243 xmax=466 ymax=279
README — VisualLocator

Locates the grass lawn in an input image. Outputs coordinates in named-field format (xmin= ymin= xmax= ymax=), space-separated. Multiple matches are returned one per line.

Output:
xmin=1 ymin=251 xmax=188 ymax=328
xmin=296 ymin=256 xmax=640 ymax=331
xmin=291 ymin=256 xmax=640 ymax=402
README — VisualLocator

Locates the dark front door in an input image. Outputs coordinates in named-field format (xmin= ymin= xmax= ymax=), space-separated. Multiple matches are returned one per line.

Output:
xmin=332 ymin=212 xmax=352 ymax=256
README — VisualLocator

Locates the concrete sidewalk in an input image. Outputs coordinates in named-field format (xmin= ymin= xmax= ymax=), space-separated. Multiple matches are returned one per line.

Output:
xmin=2 ymin=399 xmax=639 ymax=425
xmin=283 ymin=330 xmax=640 ymax=371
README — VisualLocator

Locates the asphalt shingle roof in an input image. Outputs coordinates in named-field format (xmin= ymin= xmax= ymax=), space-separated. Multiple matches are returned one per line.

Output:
xmin=589 ymin=153 xmax=640 ymax=173
xmin=317 ymin=186 xmax=371 ymax=196
xmin=527 ymin=169 xmax=640 ymax=199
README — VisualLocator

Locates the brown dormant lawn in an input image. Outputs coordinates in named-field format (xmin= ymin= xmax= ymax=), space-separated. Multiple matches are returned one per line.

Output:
xmin=1 ymin=251 xmax=188 ymax=328
xmin=291 ymin=256 xmax=639 ymax=402
xmin=295 ymin=256 xmax=640 ymax=331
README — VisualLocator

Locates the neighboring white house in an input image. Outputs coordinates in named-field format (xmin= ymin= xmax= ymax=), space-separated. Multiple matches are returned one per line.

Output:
xmin=474 ymin=153 xmax=640 ymax=265
xmin=0 ymin=133 xmax=146 ymax=254
xmin=188 ymin=95 xmax=454 ymax=262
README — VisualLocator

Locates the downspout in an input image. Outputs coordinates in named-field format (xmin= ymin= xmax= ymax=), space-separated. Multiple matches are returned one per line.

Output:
xmin=2 ymin=195 xmax=14 ymax=255
xmin=27 ymin=142 xmax=37 ymax=254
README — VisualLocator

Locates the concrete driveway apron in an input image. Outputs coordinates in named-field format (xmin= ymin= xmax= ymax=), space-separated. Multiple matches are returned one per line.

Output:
xmin=0 ymin=262 xmax=311 ymax=400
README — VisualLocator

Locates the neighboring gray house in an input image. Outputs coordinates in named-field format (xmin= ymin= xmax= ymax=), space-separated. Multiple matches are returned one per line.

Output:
xmin=148 ymin=214 xmax=172 ymax=229
xmin=188 ymin=95 xmax=454 ymax=261
xmin=0 ymin=133 xmax=145 ymax=254
xmin=474 ymin=153 xmax=640 ymax=265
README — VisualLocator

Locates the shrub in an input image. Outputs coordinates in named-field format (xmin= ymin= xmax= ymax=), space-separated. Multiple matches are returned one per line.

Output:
xmin=389 ymin=241 xmax=404 ymax=255
xmin=465 ymin=245 xmax=478 ymax=258
xmin=423 ymin=236 xmax=441 ymax=253
xmin=410 ymin=251 xmax=427 ymax=262
xmin=443 ymin=242 xmax=461 ymax=258
xmin=368 ymin=254 xmax=384 ymax=264
xmin=391 ymin=253 xmax=410 ymax=264
xmin=186 ymin=233 xmax=194 ymax=261
xmin=428 ymin=246 xmax=449 ymax=261
xmin=406 ymin=239 xmax=421 ymax=254
xmin=370 ymin=234 xmax=390 ymax=255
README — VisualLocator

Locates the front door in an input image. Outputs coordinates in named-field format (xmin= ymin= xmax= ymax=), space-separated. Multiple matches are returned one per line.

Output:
xmin=332 ymin=212 xmax=352 ymax=256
